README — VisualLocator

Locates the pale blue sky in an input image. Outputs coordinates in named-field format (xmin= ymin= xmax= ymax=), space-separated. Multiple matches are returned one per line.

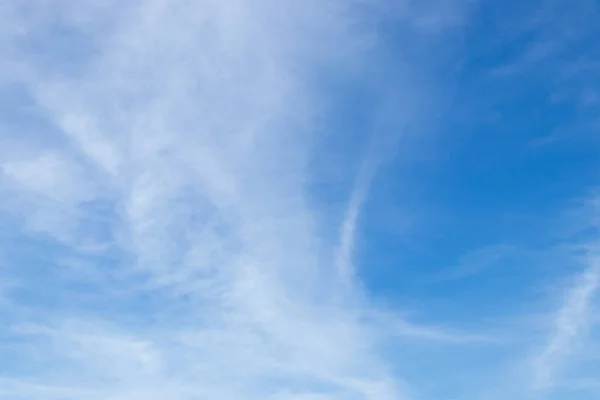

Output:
xmin=0 ymin=1 xmax=599 ymax=400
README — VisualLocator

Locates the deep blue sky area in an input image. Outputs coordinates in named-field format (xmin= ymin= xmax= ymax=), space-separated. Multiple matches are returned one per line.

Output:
xmin=356 ymin=0 xmax=600 ymax=334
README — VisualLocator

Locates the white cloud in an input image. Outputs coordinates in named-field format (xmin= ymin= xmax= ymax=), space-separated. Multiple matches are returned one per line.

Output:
xmin=2 ymin=151 xmax=94 ymax=201
xmin=533 ymin=264 xmax=599 ymax=389
xmin=0 ymin=1 xmax=475 ymax=399
xmin=531 ymin=200 xmax=600 ymax=390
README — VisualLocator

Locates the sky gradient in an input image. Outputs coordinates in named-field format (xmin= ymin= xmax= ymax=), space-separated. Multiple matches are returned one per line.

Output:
xmin=0 ymin=1 xmax=599 ymax=399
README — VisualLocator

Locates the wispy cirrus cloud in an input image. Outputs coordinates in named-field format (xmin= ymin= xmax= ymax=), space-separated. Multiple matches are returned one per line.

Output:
xmin=532 ymin=260 xmax=600 ymax=390
xmin=0 ymin=1 xmax=476 ymax=399
xmin=5 ymin=1 xmax=599 ymax=399
xmin=531 ymin=198 xmax=600 ymax=391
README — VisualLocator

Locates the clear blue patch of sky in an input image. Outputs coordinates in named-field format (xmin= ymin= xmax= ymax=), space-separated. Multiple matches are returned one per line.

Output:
xmin=355 ymin=0 xmax=600 ymax=322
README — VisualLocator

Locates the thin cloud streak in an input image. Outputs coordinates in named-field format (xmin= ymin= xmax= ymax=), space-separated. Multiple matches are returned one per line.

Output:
xmin=531 ymin=200 xmax=600 ymax=390
xmin=532 ymin=262 xmax=599 ymax=389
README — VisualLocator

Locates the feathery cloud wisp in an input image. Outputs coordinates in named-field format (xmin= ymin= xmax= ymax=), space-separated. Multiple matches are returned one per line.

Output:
xmin=531 ymin=199 xmax=600 ymax=390
xmin=0 ymin=1 xmax=471 ymax=399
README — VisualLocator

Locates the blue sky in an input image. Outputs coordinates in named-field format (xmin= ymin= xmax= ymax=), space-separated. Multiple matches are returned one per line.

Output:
xmin=0 ymin=1 xmax=599 ymax=399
